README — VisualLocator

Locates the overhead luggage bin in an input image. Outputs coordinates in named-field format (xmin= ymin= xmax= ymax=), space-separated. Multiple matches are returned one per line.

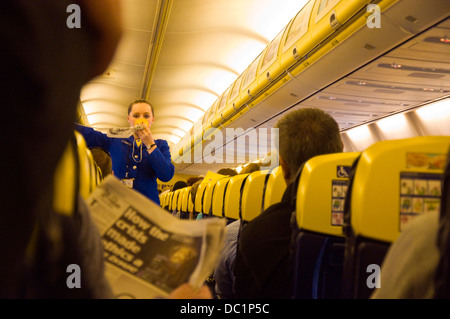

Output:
xmin=225 ymin=71 xmax=247 ymax=119
xmin=171 ymin=0 xmax=450 ymax=166
xmin=192 ymin=118 xmax=204 ymax=150
xmin=311 ymin=0 xmax=371 ymax=44
xmin=239 ymin=51 xmax=265 ymax=107
xmin=256 ymin=26 xmax=288 ymax=92
xmin=211 ymin=86 xmax=232 ymax=129
xmin=280 ymin=0 xmax=315 ymax=71
xmin=202 ymin=98 xmax=219 ymax=131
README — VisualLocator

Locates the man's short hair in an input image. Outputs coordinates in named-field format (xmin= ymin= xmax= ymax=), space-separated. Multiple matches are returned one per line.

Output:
xmin=190 ymin=180 xmax=202 ymax=205
xmin=240 ymin=163 xmax=261 ymax=174
xmin=276 ymin=108 xmax=343 ymax=182
xmin=216 ymin=168 xmax=238 ymax=176
xmin=172 ymin=180 xmax=187 ymax=192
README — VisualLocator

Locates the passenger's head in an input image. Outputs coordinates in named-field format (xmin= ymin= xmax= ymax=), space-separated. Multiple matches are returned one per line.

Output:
xmin=172 ymin=180 xmax=187 ymax=192
xmin=187 ymin=176 xmax=204 ymax=186
xmin=90 ymin=147 xmax=112 ymax=178
xmin=276 ymin=108 xmax=343 ymax=184
xmin=216 ymin=168 xmax=238 ymax=176
xmin=240 ymin=163 xmax=261 ymax=174
xmin=190 ymin=180 xmax=202 ymax=205
xmin=127 ymin=99 xmax=155 ymax=128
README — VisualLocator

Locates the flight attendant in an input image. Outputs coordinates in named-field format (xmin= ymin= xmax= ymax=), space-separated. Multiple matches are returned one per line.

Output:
xmin=75 ymin=99 xmax=175 ymax=204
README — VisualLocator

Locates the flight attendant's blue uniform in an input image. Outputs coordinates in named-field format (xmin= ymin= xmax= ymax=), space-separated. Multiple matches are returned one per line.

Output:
xmin=75 ymin=124 xmax=175 ymax=205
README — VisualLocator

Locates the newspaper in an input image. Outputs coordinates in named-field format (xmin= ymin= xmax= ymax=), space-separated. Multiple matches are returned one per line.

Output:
xmin=87 ymin=175 xmax=226 ymax=299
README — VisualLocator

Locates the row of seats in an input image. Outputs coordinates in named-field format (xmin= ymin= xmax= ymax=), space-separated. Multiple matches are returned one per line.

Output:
xmin=53 ymin=131 xmax=103 ymax=216
xmin=292 ymin=135 xmax=449 ymax=298
xmin=161 ymin=135 xmax=450 ymax=299
xmin=160 ymin=165 xmax=287 ymax=221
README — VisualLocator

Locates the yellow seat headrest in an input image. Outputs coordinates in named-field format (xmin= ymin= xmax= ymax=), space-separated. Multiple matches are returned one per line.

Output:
xmin=349 ymin=136 xmax=450 ymax=243
xmin=296 ymin=152 xmax=361 ymax=236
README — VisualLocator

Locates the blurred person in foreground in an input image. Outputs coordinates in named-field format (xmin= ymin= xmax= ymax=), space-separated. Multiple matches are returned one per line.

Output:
xmin=0 ymin=0 xmax=209 ymax=299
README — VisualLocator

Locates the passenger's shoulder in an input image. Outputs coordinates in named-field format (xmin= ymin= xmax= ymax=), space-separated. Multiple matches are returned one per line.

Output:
xmin=242 ymin=202 xmax=288 ymax=234
xmin=403 ymin=211 xmax=439 ymax=237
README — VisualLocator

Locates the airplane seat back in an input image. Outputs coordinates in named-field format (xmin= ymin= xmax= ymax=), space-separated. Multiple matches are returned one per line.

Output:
xmin=263 ymin=166 xmax=287 ymax=210
xmin=342 ymin=136 xmax=450 ymax=299
xmin=212 ymin=177 xmax=232 ymax=218
xmin=176 ymin=188 xmax=184 ymax=212
xmin=159 ymin=192 xmax=165 ymax=207
xmin=187 ymin=191 xmax=194 ymax=216
xmin=194 ymin=182 xmax=208 ymax=217
xmin=202 ymin=181 xmax=217 ymax=217
xmin=241 ymin=170 xmax=270 ymax=223
xmin=291 ymin=152 xmax=360 ymax=299
xmin=53 ymin=133 xmax=80 ymax=217
xmin=224 ymin=173 xmax=249 ymax=221
xmin=161 ymin=192 xmax=170 ymax=210
xmin=180 ymin=186 xmax=191 ymax=214
xmin=74 ymin=131 xmax=99 ymax=199
xmin=171 ymin=189 xmax=181 ymax=212
xmin=167 ymin=191 xmax=174 ymax=211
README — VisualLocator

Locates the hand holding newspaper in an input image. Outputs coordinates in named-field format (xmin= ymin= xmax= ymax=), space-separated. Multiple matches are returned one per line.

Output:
xmin=87 ymin=175 xmax=226 ymax=299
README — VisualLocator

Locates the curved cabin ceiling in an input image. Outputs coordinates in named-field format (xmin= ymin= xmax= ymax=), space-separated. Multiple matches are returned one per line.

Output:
xmin=80 ymin=0 xmax=308 ymax=145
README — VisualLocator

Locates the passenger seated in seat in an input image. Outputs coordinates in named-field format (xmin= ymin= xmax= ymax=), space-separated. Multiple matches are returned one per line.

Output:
xmin=370 ymin=211 xmax=440 ymax=299
xmin=214 ymin=162 xmax=262 ymax=298
xmin=171 ymin=180 xmax=188 ymax=218
xmin=233 ymin=108 xmax=343 ymax=298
